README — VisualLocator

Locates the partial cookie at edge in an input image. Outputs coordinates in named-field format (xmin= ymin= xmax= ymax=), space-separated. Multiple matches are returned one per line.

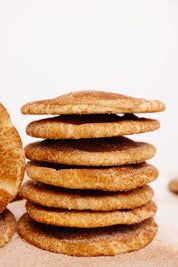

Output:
xmin=0 ymin=209 xmax=16 ymax=248
xmin=0 ymin=103 xmax=25 ymax=213
xmin=168 ymin=178 xmax=178 ymax=193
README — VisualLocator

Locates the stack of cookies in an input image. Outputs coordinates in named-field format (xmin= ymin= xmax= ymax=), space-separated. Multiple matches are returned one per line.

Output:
xmin=18 ymin=91 xmax=165 ymax=256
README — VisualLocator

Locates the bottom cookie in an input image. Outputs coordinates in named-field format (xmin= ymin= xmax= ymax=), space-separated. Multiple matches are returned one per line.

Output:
xmin=17 ymin=214 xmax=158 ymax=256
xmin=0 ymin=209 xmax=16 ymax=248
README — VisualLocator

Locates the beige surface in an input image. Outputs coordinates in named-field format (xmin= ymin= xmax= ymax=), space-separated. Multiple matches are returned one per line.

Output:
xmin=0 ymin=189 xmax=177 ymax=266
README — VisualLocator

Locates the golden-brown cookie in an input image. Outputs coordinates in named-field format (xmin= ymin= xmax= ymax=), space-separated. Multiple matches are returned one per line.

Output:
xmin=0 ymin=209 xmax=16 ymax=248
xmin=0 ymin=103 xmax=25 ymax=213
xmin=26 ymin=200 xmax=157 ymax=228
xmin=17 ymin=214 xmax=158 ymax=256
xmin=21 ymin=90 xmax=165 ymax=115
xmin=26 ymin=161 xmax=158 ymax=191
xmin=25 ymin=137 xmax=156 ymax=166
xmin=168 ymin=178 xmax=178 ymax=193
xmin=21 ymin=180 xmax=154 ymax=211
xmin=26 ymin=114 xmax=160 ymax=139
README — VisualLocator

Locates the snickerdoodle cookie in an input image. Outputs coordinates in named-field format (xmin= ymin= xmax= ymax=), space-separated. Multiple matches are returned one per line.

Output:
xmin=25 ymin=137 xmax=156 ymax=166
xmin=25 ymin=200 xmax=157 ymax=228
xmin=26 ymin=161 xmax=158 ymax=191
xmin=0 ymin=209 xmax=16 ymax=248
xmin=21 ymin=91 xmax=165 ymax=115
xmin=17 ymin=214 xmax=158 ymax=256
xmin=21 ymin=180 xmax=154 ymax=211
xmin=26 ymin=114 xmax=160 ymax=139
xmin=0 ymin=103 xmax=25 ymax=213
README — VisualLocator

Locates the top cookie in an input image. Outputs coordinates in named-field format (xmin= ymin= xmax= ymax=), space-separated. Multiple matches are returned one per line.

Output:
xmin=21 ymin=91 xmax=165 ymax=115
xmin=0 ymin=103 xmax=25 ymax=213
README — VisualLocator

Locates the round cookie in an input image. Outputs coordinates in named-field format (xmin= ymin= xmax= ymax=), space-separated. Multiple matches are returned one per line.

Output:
xmin=0 ymin=103 xmax=25 ymax=213
xmin=26 ymin=114 xmax=160 ymax=139
xmin=21 ymin=180 xmax=154 ymax=211
xmin=25 ymin=137 xmax=156 ymax=166
xmin=26 ymin=161 xmax=158 ymax=191
xmin=168 ymin=178 xmax=178 ymax=193
xmin=0 ymin=209 xmax=16 ymax=248
xmin=26 ymin=200 xmax=157 ymax=228
xmin=21 ymin=90 xmax=165 ymax=115
xmin=17 ymin=214 xmax=158 ymax=256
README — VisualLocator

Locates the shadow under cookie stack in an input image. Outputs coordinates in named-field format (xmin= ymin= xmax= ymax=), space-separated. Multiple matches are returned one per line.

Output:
xmin=18 ymin=91 xmax=165 ymax=256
